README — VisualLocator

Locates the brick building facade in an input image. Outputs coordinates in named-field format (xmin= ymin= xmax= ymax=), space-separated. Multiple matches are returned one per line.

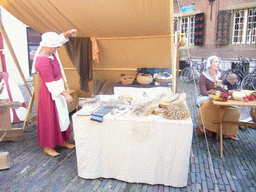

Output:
xmin=173 ymin=0 xmax=256 ymax=70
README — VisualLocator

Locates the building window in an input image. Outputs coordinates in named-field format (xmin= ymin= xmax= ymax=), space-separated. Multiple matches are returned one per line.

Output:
xmin=176 ymin=15 xmax=195 ymax=45
xmin=232 ymin=8 xmax=256 ymax=44
xmin=27 ymin=27 xmax=41 ymax=75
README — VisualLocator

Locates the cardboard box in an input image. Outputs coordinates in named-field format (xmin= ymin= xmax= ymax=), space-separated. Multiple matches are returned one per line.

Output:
xmin=0 ymin=152 xmax=10 ymax=170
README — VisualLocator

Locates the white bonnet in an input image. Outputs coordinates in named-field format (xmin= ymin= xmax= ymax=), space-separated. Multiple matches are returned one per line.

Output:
xmin=31 ymin=32 xmax=64 ymax=73
xmin=40 ymin=32 xmax=62 ymax=47
xmin=206 ymin=55 xmax=222 ymax=69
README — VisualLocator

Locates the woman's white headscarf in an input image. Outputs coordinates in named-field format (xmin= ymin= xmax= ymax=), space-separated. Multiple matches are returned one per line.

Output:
xmin=205 ymin=55 xmax=222 ymax=70
xmin=31 ymin=32 xmax=66 ymax=74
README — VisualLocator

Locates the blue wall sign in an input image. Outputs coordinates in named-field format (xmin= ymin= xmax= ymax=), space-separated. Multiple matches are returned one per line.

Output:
xmin=181 ymin=5 xmax=194 ymax=12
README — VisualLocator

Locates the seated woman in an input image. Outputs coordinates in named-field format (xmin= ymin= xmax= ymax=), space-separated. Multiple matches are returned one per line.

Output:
xmin=196 ymin=56 xmax=240 ymax=141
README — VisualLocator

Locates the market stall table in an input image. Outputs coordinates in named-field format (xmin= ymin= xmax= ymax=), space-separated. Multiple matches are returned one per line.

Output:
xmin=72 ymin=105 xmax=193 ymax=187
xmin=212 ymin=99 xmax=256 ymax=158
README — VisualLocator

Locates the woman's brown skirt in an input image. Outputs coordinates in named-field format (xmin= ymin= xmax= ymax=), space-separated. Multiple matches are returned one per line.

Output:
xmin=198 ymin=99 xmax=241 ymax=136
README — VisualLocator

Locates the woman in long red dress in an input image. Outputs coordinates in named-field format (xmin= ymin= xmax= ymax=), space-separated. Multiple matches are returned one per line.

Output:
xmin=32 ymin=29 xmax=77 ymax=156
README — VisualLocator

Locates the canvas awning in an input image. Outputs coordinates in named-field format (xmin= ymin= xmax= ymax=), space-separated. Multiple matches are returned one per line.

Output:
xmin=1 ymin=0 xmax=175 ymax=95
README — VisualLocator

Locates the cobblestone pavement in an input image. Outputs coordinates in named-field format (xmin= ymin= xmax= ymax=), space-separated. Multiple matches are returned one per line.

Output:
xmin=0 ymin=78 xmax=256 ymax=192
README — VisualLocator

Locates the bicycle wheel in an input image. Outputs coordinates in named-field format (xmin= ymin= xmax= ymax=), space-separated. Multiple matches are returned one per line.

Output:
xmin=241 ymin=74 xmax=254 ymax=90
xmin=179 ymin=67 xmax=187 ymax=82
xmin=221 ymin=70 xmax=232 ymax=80
xmin=190 ymin=69 xmax=200 ymax=83
xmin=181 ymin=67 xmax=192 ymax=83
xmin=251 ymin=74 xmax=256 ymax=90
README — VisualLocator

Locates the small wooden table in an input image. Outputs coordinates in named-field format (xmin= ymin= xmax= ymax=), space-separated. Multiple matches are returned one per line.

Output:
xmin=212 ymin=99 xmax=256 ymax=158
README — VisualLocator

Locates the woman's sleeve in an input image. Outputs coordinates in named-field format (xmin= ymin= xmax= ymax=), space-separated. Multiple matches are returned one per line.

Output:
xmin=59 ymin=33 xmax=69 ymax=45
xmin=199 ymin=75 xmax=208 ymax=96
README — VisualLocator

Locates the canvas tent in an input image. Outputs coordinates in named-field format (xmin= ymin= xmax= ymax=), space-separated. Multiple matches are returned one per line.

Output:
xmin=1 ymin=0 xmax=175 ymax=96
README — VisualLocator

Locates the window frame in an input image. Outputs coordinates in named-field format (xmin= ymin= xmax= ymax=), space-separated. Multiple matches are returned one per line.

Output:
xmin=176 ymin=15 xmax=195 ymax=46
xmin=26 ymin=27 xmax=41 ymax=76
xmin=232 ymin=7 xmax=256 ymax=44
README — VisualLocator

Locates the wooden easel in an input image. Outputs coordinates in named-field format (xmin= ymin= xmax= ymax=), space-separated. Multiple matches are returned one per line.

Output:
xmin=22 ymin=73 xmax=39 ymax=131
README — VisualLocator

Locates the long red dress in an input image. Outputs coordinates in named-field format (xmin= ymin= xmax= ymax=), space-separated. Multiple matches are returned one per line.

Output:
xmin=35 ymin=54 xmax=71 ymax=148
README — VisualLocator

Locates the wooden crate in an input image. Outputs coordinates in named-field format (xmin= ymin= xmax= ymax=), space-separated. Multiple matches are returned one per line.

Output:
xmin=0 ymin=152 xmax=10 ymax=170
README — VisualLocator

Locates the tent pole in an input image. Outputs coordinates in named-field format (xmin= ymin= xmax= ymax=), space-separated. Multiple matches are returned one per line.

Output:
xmin=0 ymin=20 xmax=32 ymax=96
xmin=175 ymin=32 xmax=181 ymax=93
xmin=170 ymin=0 xmax=176 ymax=94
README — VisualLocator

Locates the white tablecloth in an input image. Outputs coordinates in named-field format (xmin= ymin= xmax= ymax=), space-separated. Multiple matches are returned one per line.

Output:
xmin=113 ymin=84 xmax=172 ymax=99
xmin=73 ymin=112 xmax=193 ymax=187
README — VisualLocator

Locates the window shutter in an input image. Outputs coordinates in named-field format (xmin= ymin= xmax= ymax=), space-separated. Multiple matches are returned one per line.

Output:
xmin=217 ymin=10 xmax=231 ymax=45
xmin=194 ymin=13 xmax=205 ymax=46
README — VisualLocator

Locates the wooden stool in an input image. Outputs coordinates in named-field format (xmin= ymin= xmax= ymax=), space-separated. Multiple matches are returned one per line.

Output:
xmin=0 ymin=99 xmax=23 ymax=142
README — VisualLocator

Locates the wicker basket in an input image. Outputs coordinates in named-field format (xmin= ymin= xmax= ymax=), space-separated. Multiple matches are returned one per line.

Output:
xmin=120 ymin=75 xmax=135 ymax=85
xmin=136 ymin=73 xmax=153 ymax=85
xmin=153 ymin=72 xmax=172 ymax=84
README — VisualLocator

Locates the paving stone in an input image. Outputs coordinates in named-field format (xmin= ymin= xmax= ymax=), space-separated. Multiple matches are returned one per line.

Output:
xmin=235 ymin=168 xmax=243 ymax=180
xmin=191 ymin=172 xmax=196 ymax=183
xmin=196 ymin=172 xmax=201 ymax=184
xmin=141 ymin=184 xmax=148 ymax=192
xmin=85 ymin=184 xmax=94 ymax=192
xmin=120 ymin=182 xmax=127 ymax=190
xmin=229 ymin=180 xmax=238 ymax=191
xmin=217 ymin=178 xmax=224 ymax=185
xmin=158 ymin=185 xmax=164 ymax=192
xmin=225 ymin=185 xmax=231 ymax=191
xmin=191 ymin=163 xmax=195 ymax=173
xmin=164 ymin=186 xmax=170 ymax=192
xmin=239 ymin=179 xmax=250 ymax=192
xmin=195 ymin=164 xmax=200 ymax=173
xmin=103 ymin=180 xmax=114 ymax=191
xmin=218 ymin=184 xmax=225 ymax=191
xmin=218 ymin=165 xmax=225 ymax=175
xmin=187 ymin=173 xmax=192 ymax=185
xmin=251 ymin=180 xmax=256 ymax=188
xmin=215 ymin=169 xmax=221 ymax=179
xmin=242 ymin=175 xmax=252 ymax=187
xmin=92 ymin=180 xmax=101 ymax=191
xmin=241 ymin=160 xmax=248 ymax=170
xmin=225 ymin=171 xmax=232 ymax=180
xmin=146 ymin=185 xmax=153 ymax=192
xmin=246 ymin=169 xmax=253 ymax=179
xmin=206 ymin=177 xmax=214 ymax=190
xmin=221 ymin=175 xmax=229 ymax=185
xmin=100 ymin=179 xmax=109 ymax=187
xmin=96 ymin=186 xmax=103 ymax=192
xmin=205 ymin=169 xmax=210 ymax=178
xmin=202 ymin=181 xmax=208 ymax=192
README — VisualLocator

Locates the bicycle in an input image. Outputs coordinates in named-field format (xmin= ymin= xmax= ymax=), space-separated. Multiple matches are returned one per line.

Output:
xmin=241 ymin=68 xmax=256 ymax=90
xmin=180 ymin=58 xmax=206 ymax=83
xmin=221 ymin=56 xmax=250 ymax=85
